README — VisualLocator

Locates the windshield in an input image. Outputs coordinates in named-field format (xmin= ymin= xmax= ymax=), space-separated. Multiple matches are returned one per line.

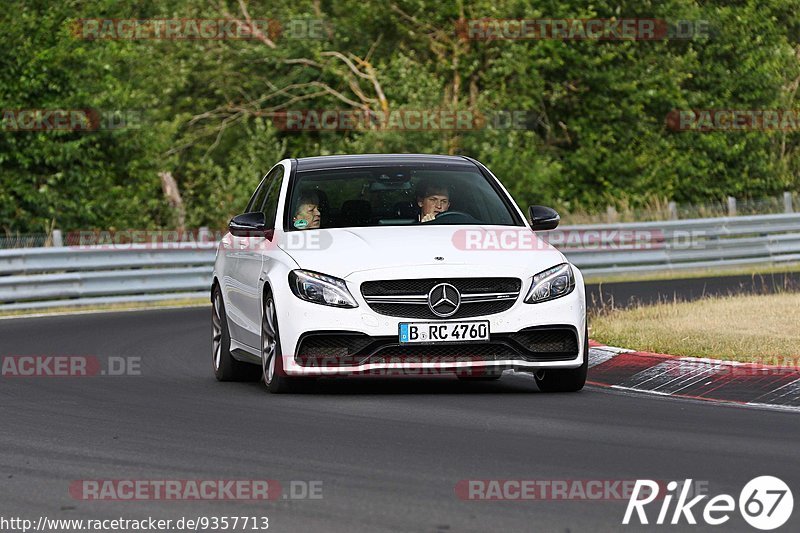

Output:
xmin=285 ymin=165 xmax=522 ymax=230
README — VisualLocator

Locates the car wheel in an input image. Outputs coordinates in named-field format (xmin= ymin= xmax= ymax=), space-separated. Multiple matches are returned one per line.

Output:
xmin=533 ymin=327 xmax=588 ymax=393
xmin=261 ymin=293 xmax=294 ymax=394
xmin=212 ymin=286 xmax=260 ymax=381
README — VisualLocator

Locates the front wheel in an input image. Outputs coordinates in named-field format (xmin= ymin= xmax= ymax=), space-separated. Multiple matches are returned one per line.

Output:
xmin=533 ymin=328 xmax=588 ymax=392
xmin=261 ymin=294 xmax=295 ymax=393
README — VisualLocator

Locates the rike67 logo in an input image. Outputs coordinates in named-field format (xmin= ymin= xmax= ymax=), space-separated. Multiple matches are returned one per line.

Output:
xmin=624 ymin=477 xmax=793 ymax=530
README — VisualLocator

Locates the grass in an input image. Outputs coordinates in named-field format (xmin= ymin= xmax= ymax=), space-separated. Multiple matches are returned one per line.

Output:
xmin=590 ymin=292 xmax=800 ymax=364
xmin=0 ymin=297 xmax=209 ymax=318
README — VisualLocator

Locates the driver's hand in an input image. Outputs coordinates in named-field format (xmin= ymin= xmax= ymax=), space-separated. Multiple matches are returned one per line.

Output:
xmin=421 ymin=213 xmax=437 ymax=223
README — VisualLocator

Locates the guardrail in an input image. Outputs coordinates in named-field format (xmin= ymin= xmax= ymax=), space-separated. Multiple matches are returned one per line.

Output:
xmin=1 ymin=213 xmax=799 ymax=311
xmin=0 ymin=243 xmax=216 ymax=311
xmin=551 ymin=212 xmax=800 ymax=275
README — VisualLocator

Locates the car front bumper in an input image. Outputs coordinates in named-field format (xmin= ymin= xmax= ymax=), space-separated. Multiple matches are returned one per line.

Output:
xmin=277 ymin=266 xmax=587 ymax=377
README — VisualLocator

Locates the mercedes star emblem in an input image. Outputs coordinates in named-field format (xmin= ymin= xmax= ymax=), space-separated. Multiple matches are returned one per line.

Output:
xmin=427 ymin=283 xmax=461 ymax=317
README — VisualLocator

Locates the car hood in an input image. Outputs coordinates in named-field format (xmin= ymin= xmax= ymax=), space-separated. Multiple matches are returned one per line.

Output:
xmin=278 ymin=226 xmax=566 ymax=279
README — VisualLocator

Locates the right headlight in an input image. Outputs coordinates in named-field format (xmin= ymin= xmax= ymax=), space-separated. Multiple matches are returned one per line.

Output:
xmin=288 ymin=269 xmax=358 ymax=308
xmin=524 ymin=263 xmax=575 ymax=304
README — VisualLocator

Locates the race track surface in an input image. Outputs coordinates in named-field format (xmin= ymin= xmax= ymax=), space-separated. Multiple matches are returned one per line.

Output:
xmin=1 ymin=308 xmax=798 ymax=532
xmin=585 ymin=270 xmax=800 ymax=308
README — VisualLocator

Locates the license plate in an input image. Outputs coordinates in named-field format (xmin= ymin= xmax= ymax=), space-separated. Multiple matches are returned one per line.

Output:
xmin=398 ymin=321 xmax=490 ymax=344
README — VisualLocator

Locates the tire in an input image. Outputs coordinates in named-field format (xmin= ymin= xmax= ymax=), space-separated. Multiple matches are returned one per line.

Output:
xmin=261 ymin=292 xmax=295 ymax=394
xmin=212 ymin=286 xmax=260 ymax=381
xmin=533 ymin=327 xmax=588 ymax=393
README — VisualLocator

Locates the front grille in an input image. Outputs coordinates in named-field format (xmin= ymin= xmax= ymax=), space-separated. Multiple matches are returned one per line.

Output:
xmin=360 ymin=277 xmax=522 ymax=319
xmin=294 ymin=327 xmax=579 ymax=367
xmin=362 ymin=278 xmax=521 ymax=295
xmin=366 ymin=301 xmax=515 ymax=319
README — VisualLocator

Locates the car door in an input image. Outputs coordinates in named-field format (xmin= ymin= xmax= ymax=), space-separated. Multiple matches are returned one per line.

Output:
xmin=223 ymin=167 xmax=275 ymax=347
xmin=229 ymin=164 xmax=285 ymax=349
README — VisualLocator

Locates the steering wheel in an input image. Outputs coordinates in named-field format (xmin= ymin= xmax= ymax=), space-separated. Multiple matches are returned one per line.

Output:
xmin=425 ymin=211 xmax=480 ymax=224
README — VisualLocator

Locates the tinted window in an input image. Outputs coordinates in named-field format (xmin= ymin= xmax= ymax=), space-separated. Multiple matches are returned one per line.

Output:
xmin=261 ymin=165 xmax=285 ymax=229
xmin=245 ymin=174 xmax=271 ymax=213
xmin=286 ymin=166 xmax=521 ymax=230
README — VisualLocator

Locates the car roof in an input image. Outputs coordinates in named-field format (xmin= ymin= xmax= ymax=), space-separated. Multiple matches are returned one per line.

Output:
xmin=294 ymin=154 xmax=478 ymax=172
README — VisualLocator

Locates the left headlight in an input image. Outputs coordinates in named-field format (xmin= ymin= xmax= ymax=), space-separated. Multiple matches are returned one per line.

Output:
xmin=524 ymin=263 xmax=575 ymax=304
xmin=288 ymin=270 xmax=358 ymax=308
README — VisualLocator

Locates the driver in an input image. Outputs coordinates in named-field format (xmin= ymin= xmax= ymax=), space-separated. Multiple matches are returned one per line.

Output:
xmin=416 ymin=179 xmax=451 ymax=223
xmin=292 ymin=191 xmax=321 ymax=229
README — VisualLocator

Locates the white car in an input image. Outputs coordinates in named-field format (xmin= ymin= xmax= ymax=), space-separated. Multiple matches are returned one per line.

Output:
xmin=212 ymin=154 xmax=587 ymax=393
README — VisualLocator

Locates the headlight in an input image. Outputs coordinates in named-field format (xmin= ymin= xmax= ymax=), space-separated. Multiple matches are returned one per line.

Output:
xmin=288 ymin=270 xmax=358 ymax=308
xmin=525 ymin=263 xmax=575 ymax=304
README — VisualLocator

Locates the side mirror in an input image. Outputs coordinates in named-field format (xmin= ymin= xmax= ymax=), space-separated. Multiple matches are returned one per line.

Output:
xmin=229 ymin=211 xmax=267 ymax=237
xmin=528 ymin=205 xmax=560 ymax=231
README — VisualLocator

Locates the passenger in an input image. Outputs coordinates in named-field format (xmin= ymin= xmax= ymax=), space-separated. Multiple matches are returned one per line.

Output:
xmin=416 ymin=179 xmax=451 ymax=223
xmin=292 ymin=191 xmax=322 ymax=229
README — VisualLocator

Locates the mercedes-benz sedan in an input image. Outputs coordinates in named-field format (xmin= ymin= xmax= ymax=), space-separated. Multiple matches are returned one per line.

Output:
xmin=212 ymin=154 xmax=587 ymax=393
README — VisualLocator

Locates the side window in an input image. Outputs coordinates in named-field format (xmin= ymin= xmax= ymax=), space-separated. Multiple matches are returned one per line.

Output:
xmin=261 ymin=165 xmax=285 ymax=230
xmin=245 ymin=175 xmax=271 ymax=213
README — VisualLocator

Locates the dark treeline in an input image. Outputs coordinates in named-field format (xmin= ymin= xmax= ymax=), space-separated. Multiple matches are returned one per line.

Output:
xmin=2 ymin=0 xmax=799 ymax=232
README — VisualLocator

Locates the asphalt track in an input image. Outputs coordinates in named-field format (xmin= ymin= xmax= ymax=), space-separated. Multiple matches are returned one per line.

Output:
xmin=2 ymin=307 xmax=799 ymax=532
xmin=585 ymin=270 xmax=800 ymax=308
